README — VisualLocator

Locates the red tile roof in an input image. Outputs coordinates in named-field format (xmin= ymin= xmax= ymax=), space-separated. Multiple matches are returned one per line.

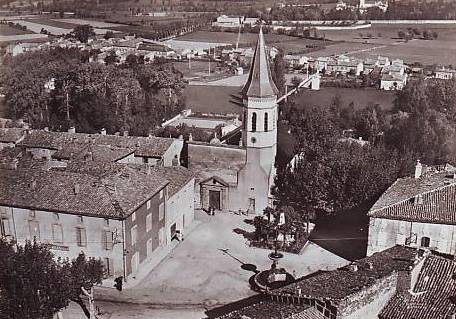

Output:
xmin=379 ymin=254 xmax=456 ymax=319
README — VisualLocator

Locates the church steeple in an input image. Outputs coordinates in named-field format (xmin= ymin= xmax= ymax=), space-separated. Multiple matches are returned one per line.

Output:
xmin=241 ymin=27 xmax=279 ymax=98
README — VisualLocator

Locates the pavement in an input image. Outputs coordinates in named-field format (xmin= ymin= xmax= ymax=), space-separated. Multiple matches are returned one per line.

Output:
xmin=94 ymin=210 xmax=348 ymax=308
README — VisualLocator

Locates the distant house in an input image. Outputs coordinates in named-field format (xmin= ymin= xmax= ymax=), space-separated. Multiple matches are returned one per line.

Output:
xmin=209 ymin=245 xmax=456 ymax=319
xmin=367 ymin=161 xmax=456 ymax=256
xmin=310 ymin=56 xmax=330 ymax=72
xmin=138 ymin=42 xmax=176 ymax=60
xmin=283 ymin=54 xmax=309 ymax=68
xmin=435 ymin=66 xmax=456 ymax=80
xmin=212 ymin=15 xmax=258 ymax=28
xmin=380 ymin=73 xmax=407 ymax=90
xmin=5 ymin=42 xmax=41 ymax=56
xmin=380 ymin=59 xmax=407 ymax=90
xmin=326 ymin=55 xmax=364 ymax=76
xmin=0 ymin=128 xmax=25 ymax=150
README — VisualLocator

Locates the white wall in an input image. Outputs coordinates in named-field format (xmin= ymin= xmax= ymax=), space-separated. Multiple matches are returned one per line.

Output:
xmin=367 ymin=217 xmax=456 ymax=256
xmin=0 ymin=206 xmax=125 ymax=279
xmin=163 ymin=139 xmax=184 ymax=167
xmin=165 ymin=179 xmax=195 ymax=243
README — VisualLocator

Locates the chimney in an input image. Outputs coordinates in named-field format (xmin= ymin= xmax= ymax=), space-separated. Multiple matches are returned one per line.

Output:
xmin=44 ymin=127 xmax=49 ymax=132
xmin=415 ymin=160 xmax=422 ymax=179
xmin=123 ymin=130 xmax=129 ymax=137
xmin=100 ymin=128 xmax=107 ymax=135
xmin=188 ymin=133 xmax=193 ymax=142
xmin=68 ymin=126 xmax=76 ymax=134
xmin=349 ymin=263 xmax=358 ymax=272
xmin=73 ymin=183 xmax=80 ymax=195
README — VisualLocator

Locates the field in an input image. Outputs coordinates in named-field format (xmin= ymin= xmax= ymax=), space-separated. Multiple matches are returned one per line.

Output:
xmin=0 ymin=24 xmax=34 ymax=36
xmin=184 ymin=85 xmax=242 ymax=115
xmin=25 ymin=18 xmax=79 ymax=29
xmin=319 ymin=23 xmax=456 ymax=65
xmin=289 ymin=87 xmax=396 ymax=110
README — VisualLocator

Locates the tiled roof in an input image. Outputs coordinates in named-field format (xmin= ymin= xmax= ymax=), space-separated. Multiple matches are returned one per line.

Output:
xmin=216 ymin=299 xmax=313 ymax=319
xmin=154 ymin=166 xmax=195 ymax=197
xmin=187 ymin=142 xmax=246 ymax=185
xmin=379 ymin=255 xmax=456 ymax=319
xmin=53 ymin=142 xmax=135 ymax=162
xmin=274 ymin=246 xmax=417 ymax=302
xmin=0 ymin=165 xmax=168 ymax=219
xmin=368 ymin=169 xmax=456 ymax=224
xmin=0 ymin=128 xmax=26 ymax=143
xmin=287 ymin=307 xmax=325 ymax=319
xmin=241 ymin=28 xmax=279 ymax=98
xmin=138 ymin=43 xmax=173 ymax=52
xmin=18 ymin=130 xmax=175 ymax=158
xmin=381 ymin=73 xmax=406 ymax=81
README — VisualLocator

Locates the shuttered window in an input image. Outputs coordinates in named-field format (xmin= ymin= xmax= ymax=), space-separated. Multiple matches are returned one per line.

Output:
xmin=0 ymin=218 xmax=11 ymax=237
xmin=76 ymin=227 xmax=87 ymax=247
xmin=131 ymin=226 xmax=137 ymax=245
xmin=52 ymin=224 xmax=63 ymax=243
xmin=103 ymin=230 xmax=113 ymax=250
xmin=29 ymin=221 xmax=40 ymax=240
xmin=146 ymin=213 xmax=152 ymax=232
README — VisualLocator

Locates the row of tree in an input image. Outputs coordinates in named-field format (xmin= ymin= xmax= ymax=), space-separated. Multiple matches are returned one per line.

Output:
xmin=0 ymin=47 xmax=186 ymax=135
xmin=0 ymin=239 xmax=104 ymax=319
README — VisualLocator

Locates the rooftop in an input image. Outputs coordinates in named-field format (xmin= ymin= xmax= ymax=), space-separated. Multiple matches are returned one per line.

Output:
xmin=18 ymin=129 xmax=175 ymax=159
xmin=379 ymin=254 xmax=456 ymax=319
xmin=0 ymin=164 xmax=168 ymax=219
xmin=368 ymin=165 xmax=456 ymax=224
xmin=0 ymin=127 xmax=26 ymax=143
xmin=274 ymin=245 xmax=417 ymax=302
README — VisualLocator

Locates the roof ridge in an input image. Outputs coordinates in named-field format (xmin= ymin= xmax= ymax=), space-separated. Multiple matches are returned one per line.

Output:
xmin=369 ymin=180 xmax=456 ymax=215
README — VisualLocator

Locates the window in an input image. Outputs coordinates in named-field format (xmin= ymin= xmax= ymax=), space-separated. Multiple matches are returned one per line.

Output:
xmin=103 ymin=230 xmax=113 ymax=250
xmin=0 ymin=218 xmax=11 ymax=237
xmin=103 ymin=258 xmax=113 ymax=277
xmin=421 ymin=236 xmax=431 ymax=248
xmin=52 ymin=224 xmax=63 ymax=243
xmin=264 ymin=112 xmax=268 ymax=131
xmin=29 ymin=220 xmax=40 ymax=240
xmin=29 ymin=210 xmax=36 ymax=218
xmin=76 ymin=227 xmax=87 ymax=247
xmin=146 ymin=213 xmax=152 ymax=232
xmin=159 ymin=203 xmax=164 ymax=221
xmin=160 ymin=189 xmax=164 ymax=199
xmin=147 ymin=200 xmax=151 ymax=210
xmin=131 ymin=212 xmax=136 ymax=222
xmin=251 ymin=112 xmax=257 ymax=132
xmin=147 ymin=238 xmax=153 ymax=257
xmin=131 ymin=225 xmax=137 ymax=245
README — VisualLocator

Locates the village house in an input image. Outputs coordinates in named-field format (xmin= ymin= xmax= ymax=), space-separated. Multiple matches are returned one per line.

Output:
xmin=137 ymin=42 xmax=176 ymax=60
xmin=0 ymin=164 xmax=168 ymax=282
xmin=380 ymin=59 xmax=407 ymax=90
xmin=326 ymin=55 xmax=364 ymax=76
xmin=0 ymin=156 xmax=195 ymax=284
xmin=208 ymin=245 xmax=455 ymax=319
xmin=367 ymin=161 xmax=456 ymax=256
xmin=16 ymin=128 xmax=183 ymax=167
xmin=0 ymin=127 xmax=25 ymax=150
xmin=435 ymin=66 xmax=456 ymax=80
xmin=310 ymin=56 xmax=331 ymax=73
xmin=283 ymin=54 xmax=309 ymax=69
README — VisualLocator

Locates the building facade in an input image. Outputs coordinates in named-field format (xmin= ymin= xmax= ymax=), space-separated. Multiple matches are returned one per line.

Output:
xmin=367 ymin=162 xmax=456 ymax=256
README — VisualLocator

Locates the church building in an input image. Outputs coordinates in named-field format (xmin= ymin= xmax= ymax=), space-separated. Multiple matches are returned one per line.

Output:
xmin=188 ymin=28 xmax=279 ymax=215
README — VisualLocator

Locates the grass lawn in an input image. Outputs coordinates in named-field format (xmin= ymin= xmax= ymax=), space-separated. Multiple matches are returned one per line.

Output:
xmin=290 ymin=87 xmax=396 ymax=110
xmin=0 ymin=24 xmax=34 ymax=36
xmin=25 ymin=18 xmax=79 ymax=30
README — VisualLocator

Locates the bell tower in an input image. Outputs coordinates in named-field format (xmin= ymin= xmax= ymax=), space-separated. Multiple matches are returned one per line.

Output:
xmin=237 ymin=27 xmax=279 ymax=214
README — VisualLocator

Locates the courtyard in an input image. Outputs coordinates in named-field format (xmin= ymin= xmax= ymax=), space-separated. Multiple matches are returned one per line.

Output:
xmin=94 ymin=210 xmax=348 ymax=314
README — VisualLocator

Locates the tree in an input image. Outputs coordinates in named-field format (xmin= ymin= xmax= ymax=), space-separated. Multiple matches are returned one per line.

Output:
xmin=0 ymin=239 xmax=104 ymax=319
xmin=103 ymin=30 xmax=115 ymax=40
xmin=0 ymin=239 xmax=70 ymax=319
xmin=398 ymin=30 xmax=405 ymax=39
xmin=271 ymin=51 xmax=286 ymax=95
xmin=71 ymin=24 xmax=95 ymax=43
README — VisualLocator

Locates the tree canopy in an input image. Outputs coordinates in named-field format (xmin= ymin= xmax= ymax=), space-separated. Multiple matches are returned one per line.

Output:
xmin=0 ymin=48 xmax=187 ymax=136
xmin=0 ymin=239 xmax=104 ymax=319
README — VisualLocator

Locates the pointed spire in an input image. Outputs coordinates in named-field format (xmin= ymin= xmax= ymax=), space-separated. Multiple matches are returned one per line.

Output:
xmin=241 ymin=26 xmax=279 ymax=98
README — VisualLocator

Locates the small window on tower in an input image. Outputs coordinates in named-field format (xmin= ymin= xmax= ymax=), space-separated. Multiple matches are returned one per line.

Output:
xmin=252 ymin=112 xmax=257 ymax=132
xmin=264 ymin=112 xmax=269 ymax=131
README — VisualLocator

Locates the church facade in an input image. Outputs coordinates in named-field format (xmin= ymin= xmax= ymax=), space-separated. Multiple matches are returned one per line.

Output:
xmin=189 ymin=28 xmax=279 ymax=215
